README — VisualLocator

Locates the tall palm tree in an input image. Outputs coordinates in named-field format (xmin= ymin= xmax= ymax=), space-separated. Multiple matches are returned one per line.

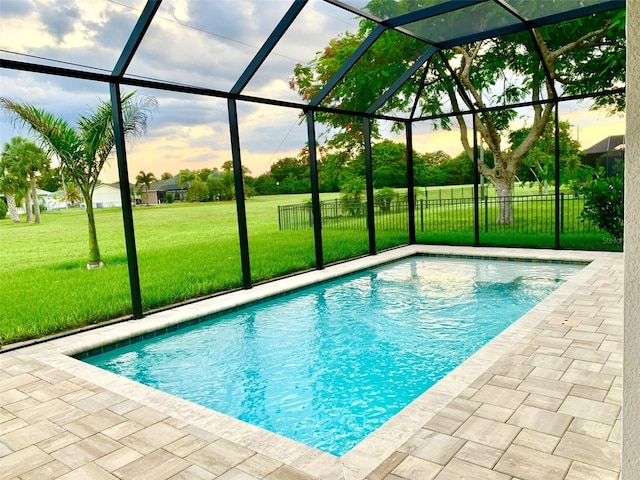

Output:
xmin=1 ymin=92 xmax=157 ymax=267
xmin=135 ymin=170 xmax=157 ymax=206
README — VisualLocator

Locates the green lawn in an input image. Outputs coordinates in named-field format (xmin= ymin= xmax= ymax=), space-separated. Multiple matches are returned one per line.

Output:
xmin=0 ymin=194 xmax=385 ymax=345
xmin=0 ymin=188 xmax=619 ymax=346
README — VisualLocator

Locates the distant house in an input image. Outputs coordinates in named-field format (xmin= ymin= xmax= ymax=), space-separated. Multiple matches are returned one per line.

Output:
xmin=91 ymin=184 xmax=124 ymax=208
xmin=581 ymin=135 xmax=625 ymax=176
xmin=0 ymin=189 xmax=64 ymax=212
xmin=138 ymin=186 xmax=158 ymax=205
xmin=40 ymin=189 xmax=66 ymax=211
xmin=142 ymin=177 xmax=187 ymax=204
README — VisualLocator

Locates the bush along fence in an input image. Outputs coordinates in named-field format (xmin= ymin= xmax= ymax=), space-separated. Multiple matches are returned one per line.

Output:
xmin=277 ymin=194 xmax=602 ymax=236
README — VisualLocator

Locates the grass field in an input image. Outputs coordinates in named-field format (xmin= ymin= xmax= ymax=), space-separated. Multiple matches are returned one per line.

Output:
xmin=0 ymin=187 xmax=619 ymax=345
xmin=0 ymin=193 xmax=390 ymax=345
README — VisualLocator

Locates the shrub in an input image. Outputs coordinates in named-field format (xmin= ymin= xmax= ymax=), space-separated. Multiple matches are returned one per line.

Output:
xmin=186 ymin=178 xmax=208 ymax=202
xmin=375 ymin=187 xmax=395 ymax=212
xmin=166 ymin=192 xmax=174 ymax=204
xmin=339 ymin=176 xmax=366 ymax=216
xmin=0 ymin=199 xmax=7 ymax=220
xmin=576 ymin=168 xmax=624 ymax=241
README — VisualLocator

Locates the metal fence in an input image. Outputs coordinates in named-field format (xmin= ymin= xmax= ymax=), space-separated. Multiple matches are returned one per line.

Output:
xmin=278 ymin=194 xmax=600 ymax=235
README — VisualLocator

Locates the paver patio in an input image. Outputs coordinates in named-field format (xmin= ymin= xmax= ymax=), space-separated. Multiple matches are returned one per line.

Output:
xmin=0 ymin=246 xmax=623 ymax=480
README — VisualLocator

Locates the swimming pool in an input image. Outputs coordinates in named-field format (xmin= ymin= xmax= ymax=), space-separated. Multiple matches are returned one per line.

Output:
xmin=84 ymin=256 xmax=582 ymax=456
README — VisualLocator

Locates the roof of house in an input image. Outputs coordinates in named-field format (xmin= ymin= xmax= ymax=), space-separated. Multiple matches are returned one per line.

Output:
xmin=95 ymin=183 xmax=121 ymax=191
xmin=146 ymin=177 xmax=186 ymax=192
xmin=582 ymin=135 xmax=625 ymax=155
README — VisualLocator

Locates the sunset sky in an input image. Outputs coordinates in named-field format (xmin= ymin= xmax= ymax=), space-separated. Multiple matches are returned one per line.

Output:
xmin=1 ymin=0 xmax=625 ymax=184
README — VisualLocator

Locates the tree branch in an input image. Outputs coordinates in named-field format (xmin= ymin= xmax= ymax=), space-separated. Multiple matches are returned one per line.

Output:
xmin=550 ymin=20 xmax=612 ymax=60
xmin=532 ymin=19 xmax=612 ymax=77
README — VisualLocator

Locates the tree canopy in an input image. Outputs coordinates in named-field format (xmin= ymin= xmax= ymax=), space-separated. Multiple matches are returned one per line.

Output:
xmin=510 ymin=117 xmax=583 ymax=194
xmin=290 ymin=1 xmax=625 ymax=223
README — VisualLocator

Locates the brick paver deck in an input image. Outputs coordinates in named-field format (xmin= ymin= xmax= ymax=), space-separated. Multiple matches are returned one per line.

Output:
xmin=0 ymin=246 xmax=623 ymax=480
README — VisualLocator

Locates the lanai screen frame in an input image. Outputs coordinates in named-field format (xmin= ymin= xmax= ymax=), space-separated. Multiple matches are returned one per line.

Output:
xmin=0 ymin=0 xmax=626 ymax=319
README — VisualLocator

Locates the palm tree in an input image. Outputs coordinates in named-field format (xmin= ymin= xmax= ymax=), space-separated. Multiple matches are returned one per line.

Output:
xmin=1 ymin=92 xmax=157 ymax=267
xmin=178 ymin=169 xmax=196 ymax=189
xmin=2 ymin=137 xmax=49 ymax=224
xmin=135 ymin=170 xmax=157 ymax=206
xmin=60 ymin=181 xmax=82 ymax=206
xmin=0 ymin=162 xmax=27 ymax=223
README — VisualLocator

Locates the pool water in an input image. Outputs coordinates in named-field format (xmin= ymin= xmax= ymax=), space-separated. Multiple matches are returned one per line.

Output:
xmin=85 ymin=256 xmax=582 ymax=456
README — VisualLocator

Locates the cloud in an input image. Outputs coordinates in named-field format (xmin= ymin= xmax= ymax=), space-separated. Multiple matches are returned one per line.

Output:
xmin=0 ymin=0 xmax=36 ymax=18
xmin=41 ymin=2 xmax=84 ymax=41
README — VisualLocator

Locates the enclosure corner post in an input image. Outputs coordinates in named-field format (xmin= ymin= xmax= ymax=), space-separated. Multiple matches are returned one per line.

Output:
xmin=110 ymin=82 xmax=143 ymax=319
xmin=364 ymin=117 xmax=376 ymax=254
xmin=228 ymin=98 xmax=252 ymax=288
xmin=406 ymin=121 xmax=416 ymax=244
xmin=554 ymin=103 xmax=561 ymax=249
xmin=306 ymin=110 xmax=324 ymax=269
xmin=473 ymin=114 xmax=480 ymax=246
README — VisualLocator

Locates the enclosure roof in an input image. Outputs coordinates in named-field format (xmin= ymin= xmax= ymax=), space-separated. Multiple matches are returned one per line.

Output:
xmin=329 ymin=0 xmax=624 ymax=48
xmin=0 ymin=0 xmax=626 ymax=118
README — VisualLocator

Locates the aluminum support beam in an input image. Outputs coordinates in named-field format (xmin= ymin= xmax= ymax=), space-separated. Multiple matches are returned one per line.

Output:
xmin=113 ymin=0 xmax=162 ymax=77
xmin=363 ymin=118 xmax=376 ymax=254
xmin=227 ymin=99 xmax=252 ymax=287
xmin=310 ymin=25 xmax=387 ymax=107
xmin=367 ymin=46 xmax=438 ymax=115
xmin=306 ymin=110 xmax=324 ymax=268
xmin=1 ymin=59 xmax=623 ymax=125
xmin=232 ymin=0 xmax=308 ymax=94
xmin=110 ymin=83 xmax=143 ymax=318
xmin=473 ymin=114 xmax=481 ymax=246
xmin=554 ymin=103 xmax=561 ymax=249
xmin=406 ymin=121 xmax=416 ymax=243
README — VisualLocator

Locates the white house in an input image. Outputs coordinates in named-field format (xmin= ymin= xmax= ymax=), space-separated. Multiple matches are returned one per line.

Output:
xmin=39 ymin=189 xmax=66 ymax=211
xmin=91 ymin=184 xmax=123 ymax=208
xmin=0 ymin=189 xmax=65 ymax=213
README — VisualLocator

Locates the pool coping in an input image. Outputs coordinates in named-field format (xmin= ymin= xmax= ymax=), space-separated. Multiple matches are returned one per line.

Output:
xmin=5 ymin=245 xmax=620 ymax=479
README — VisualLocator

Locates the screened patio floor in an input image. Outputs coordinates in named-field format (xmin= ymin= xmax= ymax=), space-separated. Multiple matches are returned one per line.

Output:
xmin=0 ymin=246 xmax=623 ymax=480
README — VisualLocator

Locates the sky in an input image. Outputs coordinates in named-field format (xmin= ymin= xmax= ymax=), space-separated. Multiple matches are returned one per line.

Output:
xmin=0 ymin=0 xmax=626 ymax=184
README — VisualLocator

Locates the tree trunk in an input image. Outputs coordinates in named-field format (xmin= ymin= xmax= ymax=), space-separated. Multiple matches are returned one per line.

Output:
xmin=30 ymin=174 xmax=41 ymax=224
xmin=494 ymin=178 xmax=514 ymax=225
xmin=24 ymin=188 xmax=33 ymax=223
xmin=6 ymin=193 xmax=20 ymax=223
xmin=83 ymin=191 xmax=102 ymax=268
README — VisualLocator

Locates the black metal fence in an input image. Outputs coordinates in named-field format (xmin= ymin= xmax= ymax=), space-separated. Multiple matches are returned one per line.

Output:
xmin=278 ymin=194 xmax=600 ymax=235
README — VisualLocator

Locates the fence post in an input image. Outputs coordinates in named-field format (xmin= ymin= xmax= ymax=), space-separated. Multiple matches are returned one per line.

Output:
xmin=484 ymin=195 xmax=489 ymax=232
xmin=560 ymin=193 xmax=564 ymax=234
xmin=278 ymin=205 xmax=282 ymax=230
xmin=420 ymin=199 xmax=424 ymax=232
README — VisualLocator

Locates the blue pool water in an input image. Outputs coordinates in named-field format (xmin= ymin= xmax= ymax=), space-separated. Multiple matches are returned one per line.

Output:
xmin=84 ymin=256 xmax=582 ymax=456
